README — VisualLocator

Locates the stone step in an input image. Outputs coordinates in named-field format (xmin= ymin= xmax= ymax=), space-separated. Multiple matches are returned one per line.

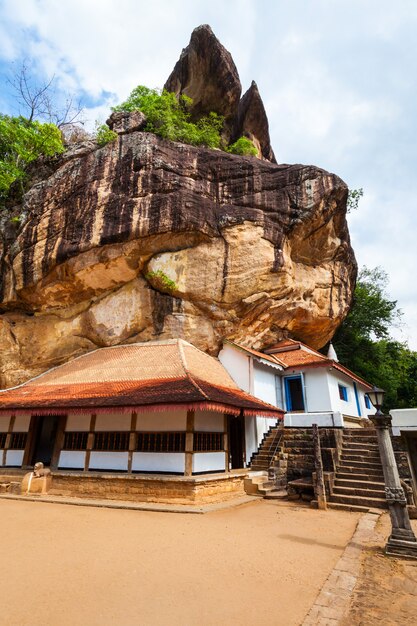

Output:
xmin=312 ymin=501 xmax=373 ymax=513
xmin=251 ymin=459 xmax=270 ymax=471
xmin=339 ymin=459 xmax=382 ymax=470
xmin=341 ymin=453 xmax=381 ymax=463
xmin=283 ymin=440 xmax=314 ymax=449
xmin=342 ymin=441 xmax=379 ymax=449
xmin=329 ymin=493 xmax=387 ymax=509
xmin=264 ymin=489 xmax=288 ymax=500
xmin=334 ymin=478 xmax=385 ymax=490
xmin=343 ymin=434 xmax=377 ymax=443
xmin=337 ymin=471 xmax=384 ymax=481
xmin=343 ymin=428 xmax=377 ymax=434
xmin=341 ymin=447 xmax=380 ymax=455
xmin=332 ymin=485 xmax=386 ymax=498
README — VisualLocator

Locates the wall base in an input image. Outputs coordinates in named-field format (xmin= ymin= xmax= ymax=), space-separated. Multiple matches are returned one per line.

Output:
xmin=46 ymin=470 xmax=247 ymax=505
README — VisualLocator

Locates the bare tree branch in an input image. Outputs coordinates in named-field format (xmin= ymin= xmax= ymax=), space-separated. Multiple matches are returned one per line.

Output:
xmin=7 ymin=61 xmax=84 ymax=128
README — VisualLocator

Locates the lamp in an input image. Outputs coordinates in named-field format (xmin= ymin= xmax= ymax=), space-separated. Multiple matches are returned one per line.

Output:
xmin=366 ymin=386 xmax=385 ymax=413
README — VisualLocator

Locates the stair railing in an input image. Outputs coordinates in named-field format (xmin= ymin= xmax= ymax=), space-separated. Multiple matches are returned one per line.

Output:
xmin=267 ymin=423 xmax=285 ymax=479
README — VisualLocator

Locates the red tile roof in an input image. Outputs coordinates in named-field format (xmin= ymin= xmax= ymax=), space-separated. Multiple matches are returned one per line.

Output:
xmin=0 ymin=340 xmax=283 ymax=418
xmin=263 ymin=339 xmax=372 ymax=389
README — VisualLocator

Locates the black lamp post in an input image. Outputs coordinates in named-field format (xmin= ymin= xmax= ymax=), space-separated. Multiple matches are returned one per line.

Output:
xmin=366 ymin=386 xmax=417 ymax=558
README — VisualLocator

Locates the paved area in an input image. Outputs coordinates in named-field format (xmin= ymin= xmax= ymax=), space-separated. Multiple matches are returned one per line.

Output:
xmin=0 ymin=498 xmax=359 ymax=626
xmin=0 ymin=492 xmax=257 ymax=514
xmin=340 ymin=513 xmax=417 ymax=625
xmin=303 ymin=511 xmax=381 ymax=625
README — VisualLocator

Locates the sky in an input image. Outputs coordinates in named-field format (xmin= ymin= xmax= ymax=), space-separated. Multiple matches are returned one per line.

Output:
xmin=0 ymin=0 xmax=416 ymax=347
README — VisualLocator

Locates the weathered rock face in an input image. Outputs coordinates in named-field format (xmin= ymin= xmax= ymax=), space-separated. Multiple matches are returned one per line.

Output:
xmin=0 ymin=25 xmax=357 ymax=388
xmin=165 ymin=25 xmax=275 ymax=161
xmin=235 ymin=81 xmax=276 ymax=163
xmin=0 ymin=125 xmax=355 ymax=388
xmin=165 ymin=24 xmax=242 ymax=129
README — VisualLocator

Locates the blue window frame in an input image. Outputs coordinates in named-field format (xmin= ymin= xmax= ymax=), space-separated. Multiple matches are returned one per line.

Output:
xmin=365 ymin=395 xmax=371 ymax=409
xmin=353 ymin=382 xmax=362 ymax=417
xmin=284 ymin=375 xmax=305 ymax=411
xmin=338 ymin=384 xmax=348 ymax=402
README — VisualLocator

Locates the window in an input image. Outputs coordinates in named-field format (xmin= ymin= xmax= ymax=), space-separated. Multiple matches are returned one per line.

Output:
xmin=9 ymin=432 xmax=27 ymax=449
xmin=93 ymin=432 xmax=130 ymax=452
xmin=338 ymin=384 xmax=348 ymax=402
xmin=284 ymin=376 xmax=305 ymax=411
xmin=136 ymin=432 xmax=185 ymax=453
xmin=365 ymin=395 xmax=371 ymax=409
xmin=63 ymin=432 xmax=88 ymax=451
xmin=194 ymin=432 xmax=224 ymax=452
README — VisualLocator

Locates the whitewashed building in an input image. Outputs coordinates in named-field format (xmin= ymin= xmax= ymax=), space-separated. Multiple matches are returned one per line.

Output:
xmin=0 ymin=339 xmax=282 ymax=476
xmin=219 ymin=338 xmax=374 ymax=434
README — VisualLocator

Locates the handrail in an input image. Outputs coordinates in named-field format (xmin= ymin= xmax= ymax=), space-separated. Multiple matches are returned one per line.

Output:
xmin=267 ymin=422 xmax=285 ymax=472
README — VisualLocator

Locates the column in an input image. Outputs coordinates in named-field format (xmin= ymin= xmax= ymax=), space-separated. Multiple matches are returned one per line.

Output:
xmin=184 ymin=410 xmax=194 ymax=476
xmin=371 ymin=413 xmax=417 ymax=558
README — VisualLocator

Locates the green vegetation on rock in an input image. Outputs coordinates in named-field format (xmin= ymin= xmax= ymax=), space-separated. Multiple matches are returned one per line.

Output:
xmin=145 ymin=269 xmax=178 ymax=293
xmin=227 ymin=136 xmax=258 ymax=156
xmin=113 ymin=86 xmax=224 ymax=149
xmin=95 ymin=123 xmax=118 ymax=147
xmin=0 ymin=114 xmax=64 ymax=208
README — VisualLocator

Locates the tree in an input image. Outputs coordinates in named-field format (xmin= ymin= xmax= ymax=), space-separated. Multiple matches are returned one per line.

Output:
xmin=332 ymin=267 xmax=417 ymax=411
xmin=7 ymin=61 xmax=84 ymax=129
xmin=0 ymin=114 xmax=64 ymax=207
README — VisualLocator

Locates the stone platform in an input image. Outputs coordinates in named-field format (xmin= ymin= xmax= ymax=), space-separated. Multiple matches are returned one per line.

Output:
xmin=0 ymin=469 xmax=248 ymax=505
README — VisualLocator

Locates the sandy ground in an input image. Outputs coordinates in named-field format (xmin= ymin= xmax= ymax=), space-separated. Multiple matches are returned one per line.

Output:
xmin=341 ymin=513 xmax=417 ymax=626
xmin=0 ymin=498 xmax=360 ymax=626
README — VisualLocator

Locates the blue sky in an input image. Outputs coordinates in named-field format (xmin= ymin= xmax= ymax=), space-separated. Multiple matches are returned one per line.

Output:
xmin=1 ymin=0 xmax=416 ymax=347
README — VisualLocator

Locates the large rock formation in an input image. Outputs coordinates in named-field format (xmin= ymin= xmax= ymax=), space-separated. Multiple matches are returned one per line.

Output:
xmin=165 ymin=24 xmax=275 ymax=161
xmin=0 ymin=26 xmax=356 ymax=389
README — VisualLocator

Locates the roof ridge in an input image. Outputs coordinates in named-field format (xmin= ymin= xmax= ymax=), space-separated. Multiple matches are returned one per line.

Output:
xmin=178 ymin=340 xmax=210 ymax=401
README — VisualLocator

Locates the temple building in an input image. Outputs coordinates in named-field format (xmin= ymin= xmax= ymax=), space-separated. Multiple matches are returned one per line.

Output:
xmin=0 ymin=340 xmax=282 ymax=481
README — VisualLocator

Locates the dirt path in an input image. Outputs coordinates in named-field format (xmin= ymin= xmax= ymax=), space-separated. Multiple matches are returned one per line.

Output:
xmin=341 ymin=514 xmax=417 ymax=626
xmin=0 ymin=498 xmax=359 ymax=626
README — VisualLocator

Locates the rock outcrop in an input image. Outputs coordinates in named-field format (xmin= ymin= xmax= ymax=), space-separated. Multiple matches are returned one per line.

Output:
xmin=165 ymin=24 xmax=275 ymax=161
xmin=0 ymin=26 xmax=356 ymax=388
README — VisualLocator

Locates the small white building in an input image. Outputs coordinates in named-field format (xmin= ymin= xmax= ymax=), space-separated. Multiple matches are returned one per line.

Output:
xmin=219 ymin=338 xmax=374 ymax=432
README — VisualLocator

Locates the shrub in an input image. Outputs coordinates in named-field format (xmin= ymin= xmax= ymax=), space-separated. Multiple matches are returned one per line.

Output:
xmin=145 ymin=270 xmax=177 ymax=292
xmin=227 ymin=136 xmax=258 ymax=156
xmin=0 ymin=114 xmax=64 ymax=207
xmin=95 ymin=123 xmax=118 ymax=147
xmin=113 ymin=86 xmax=223 ymax=149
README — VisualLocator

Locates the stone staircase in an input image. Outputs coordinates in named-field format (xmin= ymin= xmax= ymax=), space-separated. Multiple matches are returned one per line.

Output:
xmin=246 ymin=425 xmax=288 ymax=497
xmin=327 ymin=428 xmax=387 ymax=511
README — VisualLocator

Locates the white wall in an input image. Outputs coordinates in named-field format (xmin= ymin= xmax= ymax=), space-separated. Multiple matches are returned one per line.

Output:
xmin=391 ymin=408 xmax=417 ymax=436
xmin=5 ymin=450 xmax=24 ymax=466
xmin=192 ymin=452 xmax=225 ymax=473
xmin=253 ymin=362 xmax=278 ymax=406
xmin=285 ymin=412 xmax=344 ymax=427
xmin=95 ymin=413 xmax=131 ymax=431
xmin=58 ymin=451 xmax=86 ymax=469
xmin=13 ymin=415 xmax=30 ymax=431
xmin=89 ymin=452 xmax=129 ymax=471
xmin=327 ymin=371 xmax=361 ymax=417
xmin=136 ymin=410 xmax=186 ymax=431
xmin=132 ymin=452 xmax=185 ymax=473
xmin=66 ymin=414 xmax=90 ymax=431
xmin=245 ymin=415 xmax=257 ymax=466
xmin=218 ymin=344 xmax=250 ymax=392
xmin=0 ymin=416 xmax=10 ymax=432
xmin=303 ymin=369 xmax=332 ymax=412
xmin=194 ymin=411 xmax=224 ymax=432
